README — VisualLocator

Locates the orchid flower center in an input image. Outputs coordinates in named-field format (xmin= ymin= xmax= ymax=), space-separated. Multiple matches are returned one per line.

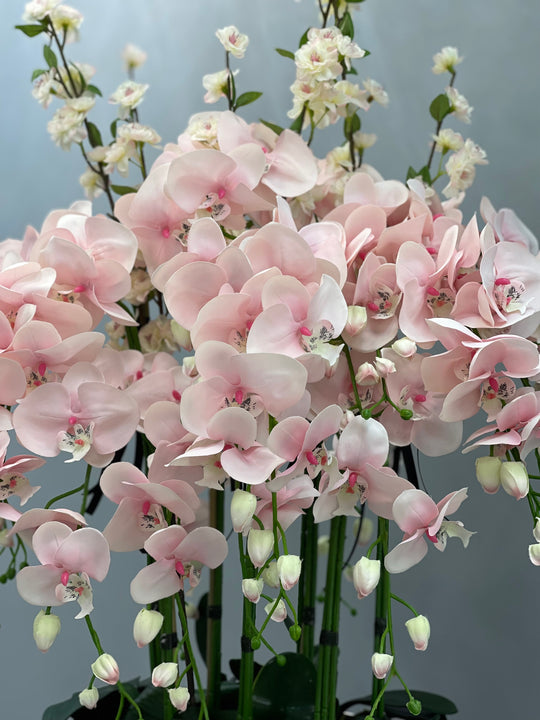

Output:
xmin=479 ymin=375 xmax=515 ymax=412
xmin=199 ymin=192 xmax=230 ymax=222
xmin=366 ymin=285 xmax=400 ymax=318
xmin=57 ymin=422 xmax=95 ymax=463
xmin=425 ymin=284 xmax=455 ymax=317
xmin=138 ymin=502 xmax=164 ymax=532
xmin=299 ymin=320 xmax=335 ymax=353
xmin=493 ymin=277 xmax=526 ymax=314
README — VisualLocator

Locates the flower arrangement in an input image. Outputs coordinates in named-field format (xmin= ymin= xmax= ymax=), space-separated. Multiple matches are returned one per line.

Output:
xmin=3 ymin=1 xmax=539 ymax=719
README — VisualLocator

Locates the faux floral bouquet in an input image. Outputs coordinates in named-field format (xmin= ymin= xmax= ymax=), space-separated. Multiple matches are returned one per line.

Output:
xmin=4 ymin=1 xmax=540 ymax=719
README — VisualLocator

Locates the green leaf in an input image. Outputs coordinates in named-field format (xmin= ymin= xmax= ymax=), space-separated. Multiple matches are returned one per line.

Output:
xmin=276 ymin=47 xmax=295 ymax=60
xmin=43 ymin=45 xmax=57 ymax=69
xmin=235 ymin=91 xmax=263 ymax=109
xmin=31 ymin=68 xmax=47 ymax=81
xmin=346 ymin=66 xmax=358 ymax=75
xmin=195 ymin=591 xmax=208 ymax=665
xmin=259 ymin=119 xmax=284 ymax=136
xmin=344 ymin=113 xmax=361 ymax=139
xmin=15 ymin=24 xmax=45 ymax=37
xmin=252 ymin=653 xmax=317 ymax=719
xmin=86 ymin=121 xmax=103 ymax=148
xmin=111 ymin=184 xmax=138 ymax=196
xmin=289 ymin=112 xmax=304 ymax=133
xmin=429 ymin=93 xmax=452 ymax=122
xmin=124 ymin=685 xmax=163 ymax=720
xmin=338 ymin=11 xmax=354 ymax=39
xmin=86 ymin=84 xmax=102 ymax=96
xmin=110 ymin=119 xmax=118 ymax=139
xmin=406 ymin=165 xmax=431 ymax=185
xmin=298 ymin=28 xmax=309 ymax=48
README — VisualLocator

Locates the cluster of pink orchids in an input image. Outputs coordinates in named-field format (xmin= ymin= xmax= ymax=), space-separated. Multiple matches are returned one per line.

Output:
xmin=5 ymin=2 xmax=540 ymax=718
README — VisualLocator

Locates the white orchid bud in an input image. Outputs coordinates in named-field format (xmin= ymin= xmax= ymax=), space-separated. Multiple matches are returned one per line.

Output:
xmin=374 ymin=357 xmax=396 ymax=377
xmin=534 ymin=518 xmax=540 ymax=543
xmin=168 ymin=687 xmax=190 ymax=712
xmin=152 ymin=662 xmax=179 ymax=688
xmin=185 ymin=602 xmax=198 ymax=619
xmin=405 ymin=615 xmax=430 ymax=651
xmin=352 ymin=557 xmax=381 ymax=599
xmin=391 ymin=337 xmax=417 ymax=357
xmin=79 ymin=688 xmax=99 ymax=710
xmin=529 ymin=544 xmax=540 ymax=566
xmin=33 ymin=610 xmax=61 ymax=653
xmin=231 ymin=490 xmax=257 ymax=534
xmin=247 ymin=529 xmax=274 ymax=568
xmin=264 ymin=598 xmax=287 ymax=622
xmin=355 ymin=362 xmax=380 ymax=386
xmin=182 ymin=356 xmax=198 ymax=377
xmin=91 ymin=653 xmax=120 ymax=685
xmin=261 ymin=560 xmax=280 ymax=588
xmin=345 ymin=306 xmax=367 ymax=336
xmin=242 ymin=578 xmax=264 ymax=603
xmin=500 ymin=461 xmax=529 ymax=499
xmin=352 ymin=516 xmax=374 ymax=546
xmin=277 ymin=554 xmax=302 ymax=591
xmin=133 ymin=608 xmax=164 ymax=648
xmin=371 ymin=652 xmax=393 ymax=679
xmin=318 ymin=535 xmax=330 ymax=555
xmin=475 ymin=456 xmax=502 ymax=494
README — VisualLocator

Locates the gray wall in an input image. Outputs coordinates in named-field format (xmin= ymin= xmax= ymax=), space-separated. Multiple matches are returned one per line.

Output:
xmin=1 ymin=2 xmax=539 ymax=719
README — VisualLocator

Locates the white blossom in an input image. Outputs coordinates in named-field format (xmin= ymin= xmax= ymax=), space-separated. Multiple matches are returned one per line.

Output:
xmin=433 ymin=128 xmax=464 ymax=153
xmin=363 ymin=78 xmax=389 ymax=106
xmin=202 ymin=69 xmax=237 ymax=104
xmin=432 ymin=46 xmax=463 ymax=75
xmin=109 ymin=80 xmax=149 ymax=119
xmin=215 ymin=25 xmax=249 ymax=59
xmin=122 ymin=43 xmax=147 ymax=71
xmin=446 ymin=86 xmax=473 ymax=123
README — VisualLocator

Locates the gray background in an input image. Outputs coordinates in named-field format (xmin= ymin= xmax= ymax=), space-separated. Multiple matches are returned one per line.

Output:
xmin=1 ymin=1 xmax=539 ymax=719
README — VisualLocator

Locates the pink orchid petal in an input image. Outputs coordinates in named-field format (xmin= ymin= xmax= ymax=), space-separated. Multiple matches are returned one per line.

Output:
xmin=16 ymin=564 xmax=62 ymax=606
xmin=392 ymin=489 xmax=438 ymax=534
xmin=175 ymin=526 xmax=228 ymax=569
xmin=31 ymin=520 xmax=73 ymax=566
xmin=220 ymin=445 xmax=283 ymax=485
xmin=384 ymin=531 xmax=428 ymax=573
xmin=130 ymin=559 xmax=180 ymax=604
xmin=55 ymin=527 xmax=110 ymax=581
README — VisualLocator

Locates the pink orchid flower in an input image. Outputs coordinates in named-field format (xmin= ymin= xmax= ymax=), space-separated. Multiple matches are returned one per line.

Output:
xmin=385 ymin=488 xmax=472 ymax=573
xmin=0 ymin=430 xmax=44 ymax=506
xmin=16 ymin=520 xmax=110 ymax=618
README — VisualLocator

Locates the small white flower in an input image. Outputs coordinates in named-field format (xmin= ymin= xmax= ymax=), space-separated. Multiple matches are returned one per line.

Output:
xmin=432 ymin=128 xmax=464 ymax=153
xmin=122 ymin=43 xmax=147 ymax=71
xmin=446 ymin=86 xmax=473 ymax=123
xmin=117 ymin=122 xmax=161 ymax=145
xmin=363 ymin=78 xmax=389 ymax=106
xmin=109 ymin=80 xmax=149 ymax=119
xmin=215 ymin=25 xmax=249 ymax=59
xmin=432 ymin=46 xmax=463 ymax=75
xmin=353 ymin=131 xmax=377 ymax=150
xmin=22 ymin=0 xmax=59 ymax=21
xmin=79 ymin=168 xmax=104 ymax=199
xmin=202 ymin=69 xmax=237 ymax=104
xmin=51 ymin=5 xmax=83 ymax=43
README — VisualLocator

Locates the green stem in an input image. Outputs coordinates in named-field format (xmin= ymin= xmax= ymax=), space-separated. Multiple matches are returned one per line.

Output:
xmin=80 ymin=464 xmax=92 ymax=515
xmin=390 ymin=593 xmax=419 ymax=617
xmin=207 ymin=489 xmax=225 ymax=717
xmin=326 ymin=516 xmax=347 ymax=720
xmin=372 ymin=519 xmax=389 ymax=719
xmin=160 ymin=595 xmax=176 ymax=720
xmin=237 ymin=533 xmax=256 ymax=720
xmin=343 ymin=344 xmax=362 ymax=411
xmin=176 ymin=592 xmax=210 ymax=720
xmin=298 ymin=507 xmax=318 ymax=660
xmin=44 ymin=481 xmax=86 ymax=509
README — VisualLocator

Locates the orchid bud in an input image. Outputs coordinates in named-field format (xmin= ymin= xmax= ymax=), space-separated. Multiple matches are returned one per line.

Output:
xmin=529 ymin=544 xmax=540 ymax=566
xmin=231 ymin=490 xmax=257 ymax=534
xmin=318 ymin=535 xmax=330 ymax=555
xmin=182 ymin=356 xmax=197 ymax=377
xmin=152 ymin=662 xmax=178 ymax=688
xmin=374 ymin=357 xmax=396 ymax=377
xmin=91 ymin=653 xmax=120 ymax=685
xmin=391 ymin=337 xmax=417 ymax=357
xmin=33 ymin=610 xmax=61 ymax=653
xmin=170 ymin=319 xmax=193 ymax=351
xmin=405 ymin=615 xmax=430 ymax=651
xmin=185 ymin=602 xmax=198 ymax=619
xmin=79 ymin=688 xmax=99 ymax=710
xmin=277 ymin=554 xmax=302 ymax=591
xmin=345 ymin=306 xmax=367 ymax=336
xmin=242 ymin=578 xmax=264 ymax=603
xmin=353 ymin=516 xmax=374 ymax=545
xmin=168 ymin=687 xmax=190 ymax=712
xmin=352 ymin=557 xmax=381 ymax=599
xmin=534 ymin=518 xmax=540 ymax=543
xmin=247 ymin=529 xmax=274 ymax=568
xmin=261 ymin=560 xmax=280 ymax=588
xmin=355 ymin=362 xmax=379 ymax=386
xmin=500 ymin=461 xmax=529 ymax=499
xmin=264 ymin=598 xmax=288 ymax=622
xmin=133 ymin=608 xmax=164 ymax=648
xmin=371 ymin=652 xmax=393 ymax=679
xmin=475 ymin=456 xmax=502 ymax=494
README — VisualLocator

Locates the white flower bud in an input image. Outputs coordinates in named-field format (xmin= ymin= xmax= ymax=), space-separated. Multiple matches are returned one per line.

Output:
xmin=231 ymin=490 xmax=257 ymax=534
xmin=529 ymin=544 xmax=540 ymax=566
xmin=352 ymin=516 xmax=374 ymax=546
xmin=185 ymin=602 xmax=199 ymax=620
xmin=533 ymin=518 xmax=540 ymax=543
xmin=91 ymin=653 xmax=120 ymax=685
xmin=371 ymin=652 xmax=393 ymax=679
xmin=264 ymin=598 xmax=288 ymax=622
xmin=391 ymin=337 xmax=417 ymax=358
xmin=79 ymin=688 xmax=99 ymax=710
xmin=345 ymin=306 xmax=367 ymax=336
xmin=475 ymin=456 xmax=502 ymax=494
xmin=122 ymin=43 xmax=148 ymax=72
xmin=318 ymin=535 xmax=330 ymax=555
xmin=405 ymin=615 xmax=430 ymax=651
xmin=352 ymin=557 xmax=381 ymax=599
xmin=152 ymin=662 xmax=178 ymax=688
xmin=247 ymin=529 xmax=274 ymax=568
xmin=500 ymin=461 xmax=529 ymax=499
xmin=168 ymin=686 xmax=190 ymax=712
xmin=33 ymin=610 xmax=61 ymax=653
xmin=183 ymin=356 xmax=198 ymax=377
xmin=277 ymin=554 xmax=302 ymax=591
xmin=133 ymin=608 xmax=164 ymax=648
xmin=242 ymin=578 xmax=264 ymax=603
xmin=374 ymin=357 xmax=396 ymax=378
xmin=261 ymin=560 xmax=280 ymax=588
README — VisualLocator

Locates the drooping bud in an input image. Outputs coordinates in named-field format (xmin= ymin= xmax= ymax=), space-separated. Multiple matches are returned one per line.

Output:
xmin=231 ymin=490 xmax=257 ymax=534
xmin=371 ymin=652 xmax=393 ymax=679
xmin=352 ymin=557 xmax=381 ymax=599
xmin=529 ymin=544 xmax=540 ymax=566
xmin=345 ymin=306 xmax=367 ymax=336
xmin=33 ymin=610 xmax=61 ymax=653
xmin=277 ymin=555 xmax=302 ymax=591
xmin=264 ymin=598 xmax=288 ymax=622
xmin=152 ymin=662 xmax=178 ymax=688
xmin=133 ymin=608 xmax=164 ymax=648
xmin=79 ymin=688 xmax=99 ymax=710
xmin=405 ymin=615 xmax=430 ymax=651
xmin=534 ymin=518 xmax=540 ymax=543
xmin=475 ymin=456 xmax=502 ymax=494
xmin=355 ymin=362 xmax=380 ymax=386
xmin=374 ymin=357 xmax=396 ymax=377
xmin=500 ymin=461 xmax=529 ymax=499
xmin=261 ymin=560 xmax=280 ymax=588
xmin=242 ymin=578 xmax=264 ymax=603
xmin=91 ymin=653 xmax=120 ymax=685
xmin=391 ymin=337 xmax=417 ymax=357
xmin=168 ymin=687 xmax=190 ymax=712
xmin=247 ymin=529 xmax=274 ymax=568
